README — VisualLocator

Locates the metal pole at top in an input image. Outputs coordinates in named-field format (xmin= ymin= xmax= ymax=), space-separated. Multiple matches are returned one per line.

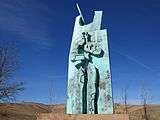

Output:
xmin=76 ymin=3 xmax=85 ymax=23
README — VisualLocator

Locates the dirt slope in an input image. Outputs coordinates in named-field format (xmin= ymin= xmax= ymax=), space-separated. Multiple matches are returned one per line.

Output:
xmin=0 ymin=103 xmax=160 ymax=120
xmin=0 ymin=102 xmax=51 ymax=120
xmin=115 ymin=104 xmax=160 ymax=120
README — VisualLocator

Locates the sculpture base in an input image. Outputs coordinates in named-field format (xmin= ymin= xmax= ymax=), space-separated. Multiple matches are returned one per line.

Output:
xmin=37 ymin=113 xmax=129 ymax=120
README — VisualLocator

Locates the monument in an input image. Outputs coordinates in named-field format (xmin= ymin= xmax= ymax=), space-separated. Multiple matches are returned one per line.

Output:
xmin=67 ymin=4 xmax=113 ymax=114
xmin=37 ymin=4 xmax=129 ymax=120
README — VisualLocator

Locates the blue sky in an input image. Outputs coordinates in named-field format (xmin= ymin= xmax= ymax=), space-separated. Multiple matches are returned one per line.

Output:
xmin=0 ymin=0 xmax=160 ymax=104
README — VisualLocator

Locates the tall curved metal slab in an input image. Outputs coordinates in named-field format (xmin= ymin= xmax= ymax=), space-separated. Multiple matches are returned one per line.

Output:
xmin=67 ymin=10 xmax=113 ymax=114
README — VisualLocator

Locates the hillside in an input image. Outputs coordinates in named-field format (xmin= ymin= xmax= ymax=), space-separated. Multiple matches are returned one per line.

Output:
xmin=115 ymin=104 xmax=160 ymax=120
xmin=0 ymin=103 xmax=160 ymax=120
xmin=0 ymin=102 xmax=51 ymax=120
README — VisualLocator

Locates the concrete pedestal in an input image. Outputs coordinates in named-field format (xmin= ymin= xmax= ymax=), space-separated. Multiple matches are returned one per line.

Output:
xmin=37 ymin=113 xmax=129 ymax=120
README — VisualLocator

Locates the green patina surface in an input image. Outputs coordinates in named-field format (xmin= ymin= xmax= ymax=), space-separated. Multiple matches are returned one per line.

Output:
xmin=67 ymin=5 xmax=113 ymax=114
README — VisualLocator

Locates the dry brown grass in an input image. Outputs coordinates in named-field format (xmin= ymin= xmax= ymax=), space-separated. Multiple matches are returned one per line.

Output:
xmin=0 ymin=102 xmax=51 ymax=120
xmin=115 ymin=104 xmax=160 ymax=120
xmin=0 ymin=103 xmax=160 ymax=120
